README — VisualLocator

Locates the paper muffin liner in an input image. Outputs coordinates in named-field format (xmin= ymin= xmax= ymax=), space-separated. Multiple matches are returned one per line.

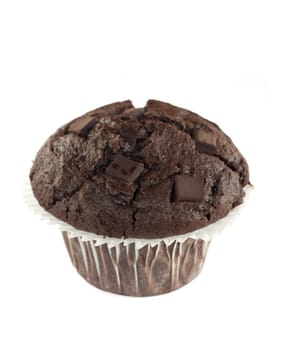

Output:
xmin=23 ymin=181 xmax=252 ymax=296
xmin=62 ymin=231 xmax=209 ymax=296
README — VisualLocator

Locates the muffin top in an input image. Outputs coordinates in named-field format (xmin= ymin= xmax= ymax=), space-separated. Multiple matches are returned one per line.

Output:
xmin=30 ymin=100 xmax=249 ymax=239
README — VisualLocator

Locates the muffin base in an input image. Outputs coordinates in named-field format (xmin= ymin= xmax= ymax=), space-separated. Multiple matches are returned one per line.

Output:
xmin=62 ymin=231 xmax=210 ymax=297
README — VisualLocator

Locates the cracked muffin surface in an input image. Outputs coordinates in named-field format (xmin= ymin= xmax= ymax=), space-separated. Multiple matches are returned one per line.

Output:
xmin=30 ymin=100 xmax=249 ymax=239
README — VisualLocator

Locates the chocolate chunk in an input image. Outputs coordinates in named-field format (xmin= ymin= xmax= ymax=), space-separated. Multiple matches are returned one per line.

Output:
xmin=193 ymin=129 xmax=217 ymax=155
xmin=174 ymin=175 xmax=204 ymax=202
xmin=106 ymin=154 xmax=144 ymax=182
xmin=196 ymin=142 xmax=216 ymax=155
xmin=68 ymin=116 xmax=97 ymax=137
xmin=132 ymin=108 xmax=145 ymax=118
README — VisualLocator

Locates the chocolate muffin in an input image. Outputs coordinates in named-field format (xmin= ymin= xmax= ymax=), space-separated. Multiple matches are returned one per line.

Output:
xmin=30 ymin=100 xmax=249 ymax=296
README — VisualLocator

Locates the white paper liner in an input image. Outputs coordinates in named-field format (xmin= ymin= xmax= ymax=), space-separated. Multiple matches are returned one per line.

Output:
xmin=22 ymin=180 xmax=252 ymax=249
xmin=62 ymin=231 xmax=210 ymax=296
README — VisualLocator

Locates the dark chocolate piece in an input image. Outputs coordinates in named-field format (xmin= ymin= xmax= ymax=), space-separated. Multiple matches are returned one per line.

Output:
xmin=132 ymin=107 xmax=145 ymax=118
xmin=174 ymin=175 xmax=204 ymax=202
xmin=106 ymin=154 xmax=144 ymax=182
xmin=68 ymin=116 xmax=96 ymax=137
xmin=196 ymin=142 xmax=216 ymax=155
xmin=193 ymin=128 xmax=217 ymax=155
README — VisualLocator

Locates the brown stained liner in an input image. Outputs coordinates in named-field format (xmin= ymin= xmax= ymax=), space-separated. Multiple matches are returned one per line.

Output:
xmin=62 ymin=232 xmax=210 ymax=297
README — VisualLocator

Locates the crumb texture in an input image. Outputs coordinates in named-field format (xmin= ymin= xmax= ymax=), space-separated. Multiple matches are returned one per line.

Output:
xmin=30 ymin=100 xmax=249 ymax=238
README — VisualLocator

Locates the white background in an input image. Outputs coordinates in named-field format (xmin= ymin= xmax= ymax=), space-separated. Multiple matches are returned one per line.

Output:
xmin=1 ymin=1 xmax=282 ymax=349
